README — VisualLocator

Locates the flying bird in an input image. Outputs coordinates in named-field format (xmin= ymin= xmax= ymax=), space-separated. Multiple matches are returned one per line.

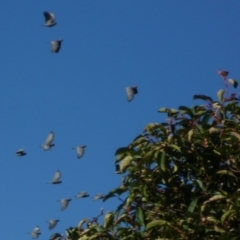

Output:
xmin=16 ymin=149 xmax=26 ymax=156
xmin=124 ymin=86 xmax=138 ymax=102
xmin=43 ymin=12 xmax=57 ymax=27
xmin=48 ymin=170 xmax=62 ymax=184
xmin=93 ymin=194 xmax=105 ymax=201
xmin=72 ymin=145 xmax=87 ymax=159
xmin=75 ymin=191 xmax=89 ymax=199
xmin=50 ymin=40 xmax=63 ymax=53
xmin=40 ymin=131 xmax=55 ymax=150
xmin=46 ymin=219 xmax=60 ymax=230
xmin=57 ymin=198 xmax=71 ymax=211
xmin=28 ymin=226 xmax=41 ymax=239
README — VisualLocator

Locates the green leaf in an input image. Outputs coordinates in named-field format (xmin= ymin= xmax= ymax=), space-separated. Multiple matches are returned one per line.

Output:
xmin=157 ymin=151 xmax=166 ymax=172
xmin=118 ymin=155 xmax=133 ymax=172
xmin=169 ymin=144 xmax=181 ymax=152
xmin=133 ymin=134 xmax=144 ymax=141
xmin=172 ymin=161 xmax=178 ymax=173
xmin=49 ymin=233 xmax=62 ymax=240
xmin=230 ymin=131 xmax=240 ymax=140
xmin=77 ymin=218 xmax=89 ymax=229
xmin=188 ymin=129 xmax=194 ymax=142
xmin=158 ymin=107 xmax=168 ymax=113
xmin=115 ymin=147 xmax=129 ymax=156
xmin=169 ymin=108 xmax=179 ymax=114
xmin=212 ymin=102 xmax=222 ymax=109
xmin=228 ymin=79 xmax=238 ymax=88
xmin=206 ymin=216 xmax=219 ymax=223
xmin=114 ymin=213 xmax=128 ymax=225
xmin=216 ymin=170 xmax=237 ymax=179
xmin=104 ymin=212 xmax=114 ymax=229
xmin=204 ymin=195 xmax=226 ymax=204
xmin=217 ymin=89 xmax=225 ymax=103
xmin=95 ymin=225 xmax=106 ymax=232
xmin=103 ymin=187 xmax=127 ymax=202
xmin=196 ymin=179 xmax=206 ymax=191
xmin=136 ymin=207 xmax=145 ymax=226
xmin=201 ymin=112 xmax=212 ymax=124
xmin=115 ymin=153 xmax=128 ymax=163
xmin=221 ymin=210 xmax=236 ymax=224
xmin=103 ymin=192 xmax=115 ymax=202
xmin=209 ymin=127 xmax=219 ymax=134
xmin=193 ymin=94 xmax=213 ymax=102
xmin=214 ymin=225 xmax=225 ymax=233
xmin=130 ymin=137 xmax=147 ymax=147
xmin=89 ymin=234 xmax=102 ymax=240
xmin=188 ymin=198 xmax=198 ymax=212
xmin=144 ymin=123 xmax=159 ymax=132
xmin=145 ymin=220 xmax=170 ymax=231
xmin=178 ymin=106 xmax=193 ymax=117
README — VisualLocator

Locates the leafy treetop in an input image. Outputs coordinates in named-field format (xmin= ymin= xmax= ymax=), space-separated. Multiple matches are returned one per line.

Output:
xmin=54 ymin=71 xmax=240 ymax=240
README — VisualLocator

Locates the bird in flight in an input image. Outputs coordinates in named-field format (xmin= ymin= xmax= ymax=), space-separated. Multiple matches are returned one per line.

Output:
xmin=48 ymin=170 xmax=62 ymax=184
xmin=40 ymin=131 xmax=55 ymax=150
xmin=43 ymin=12 xmax=57 ymax=27
xmin=124 ymin=86 xmax=138 ymax=102
xmin=28 ymin=226 xmax=41 ymax=239
xmin=16 ymin=149 xmax=26 ymax=156
xmin=72 ymin=145 xmax=87 ymax=159
xmin=50 ymin=40 xmax=63 ymax=53
xmin=75 ymin=191 xmax=90 ymax=199
xmin=57 ymin=198 xmax=72 ymax=211
xmin=46 ymin=219 xmax=60 ymax=230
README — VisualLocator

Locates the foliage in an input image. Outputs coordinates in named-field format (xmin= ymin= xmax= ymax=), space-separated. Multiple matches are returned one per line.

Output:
xmin=56 ymin=72 xmax=240 ymax=239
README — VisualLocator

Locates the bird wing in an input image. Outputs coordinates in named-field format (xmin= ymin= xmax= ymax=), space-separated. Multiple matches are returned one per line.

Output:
xmin=49 ymin=13 xmax=55 ymax=21
xmin=17 ymin=149 xmax=24 ymax=153
xmin=44 ymin=12 xmax=54 ymax=23
xmin=133 ymin=87 xmax=138 ymax=94
xmin=33 ymin=226 xmax=40 ymax=234
xmin=45 ymin=131 xmax=54 ymax=145
xmin=52 ymin=171 xmax=61 ymax=182
xmin=17 ymin=149 xmax=25 ymax=154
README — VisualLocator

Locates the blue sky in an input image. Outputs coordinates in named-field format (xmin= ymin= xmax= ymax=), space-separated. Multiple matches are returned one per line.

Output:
xmin=1 ymin=0 xmax=240 ymax=238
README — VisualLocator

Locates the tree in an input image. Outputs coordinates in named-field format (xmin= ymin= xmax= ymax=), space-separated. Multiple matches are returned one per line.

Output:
xmin=54 ymin=71 xmax=240 ymax=239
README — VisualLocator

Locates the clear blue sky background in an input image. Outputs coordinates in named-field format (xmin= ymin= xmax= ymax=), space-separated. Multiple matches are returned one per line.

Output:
xmin=0 ymin=0 xmax=239 ymax=238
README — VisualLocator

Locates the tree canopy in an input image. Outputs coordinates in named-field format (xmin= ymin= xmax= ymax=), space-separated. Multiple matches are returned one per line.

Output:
xmin=54 ymin=71 xmax=240 ymax=240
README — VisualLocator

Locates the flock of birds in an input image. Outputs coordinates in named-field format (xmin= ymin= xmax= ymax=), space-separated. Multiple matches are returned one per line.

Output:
xmin=18 ymin=11 xmax=139 ymax=239
xmin=20 ymin=131 xmax=105 ymax=239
